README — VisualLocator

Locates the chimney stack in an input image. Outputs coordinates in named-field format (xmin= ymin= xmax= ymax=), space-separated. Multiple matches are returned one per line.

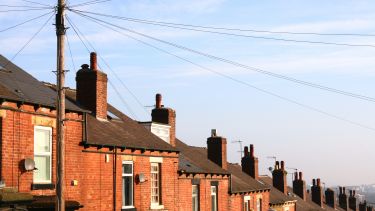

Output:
xmin=241 ymin=144 xmax=259 ymax=180
xmin=151 ymin=93 xmax=176 ymax=146
xmin=367 ymin=206 xmax=374 ymax=211
xmin=349 ymin=190 xmax=358 ymax=211
xmin=76 ymin=52 xmax=108 ymax=120
xmin=340 ymin=187 xmax=349 ymax=211
xmin=359 ymin=201 xmax=367 ymax=211
xmin=293 ymin=171 xmax=306 ymax=200
xmin=311 ymin=178 xmax=323 ymax=207
xmin=272 ymin=160 xmax=287 ymax=194
xmin=325 ymin=188 xmax=336 ymax=209
xmin=207 ymin=130 xmax=227 ymax=170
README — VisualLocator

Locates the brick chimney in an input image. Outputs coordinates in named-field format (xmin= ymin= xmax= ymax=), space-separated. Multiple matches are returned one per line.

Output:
xmin=349 ymin=190 xmax=358 ymax=211
xmin=325 ymin=188 xmax=336 ymax=209
xmin=339 ymin=187 xmax=349 ymax=211
xmin=311 ymin=178 xmax=323 ymax=207
xmin=151 ymin=93 xmax=176 ymax=146
xmin=241 ymin=144 xmax=259 ymax=180
xmin=293 ymin=171 xmax=306 ymax=200
xmin=367 ymin=206 xmax=374 ymax=211
xmin=76 ymin=52 xmax=108 ymax=120
xmin=207 ymin=129 xmax=227 ymax=170
xmin=359 ymin=201 xmax=367 ymax=211
xmin=272 ymin=161 xmax=287 ymax=194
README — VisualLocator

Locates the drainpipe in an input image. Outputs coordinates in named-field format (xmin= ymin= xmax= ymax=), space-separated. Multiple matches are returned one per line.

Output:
xmin=113 ymin=146 xmax=117 ymax=211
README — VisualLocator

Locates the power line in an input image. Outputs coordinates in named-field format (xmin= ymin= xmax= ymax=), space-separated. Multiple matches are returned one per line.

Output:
xmin=20 ymin=0 xmax=52 ymax=7
xmin=71 ymin=10 xmax=375 ymax=103
xmin=66 ymin=15 xmax=148 ymax=118
xmin=0 ymin=4 xmax=52 ymax=9
xmin=66 ymin=15 xmax=140 ymax=120
xmin=65 ymin=32 xmax=76 ymax=72
xmin=3 ymin=13 xmax=54 ymax=69
xmin=0 ymin=8 xmax=52 ymax=12
xmin=0 ymin=11 xmax=54 ymax=33
xmin=70 ymin=9 xmax=375 ymax=38
xmin=68 ymin=0 xmax=111 ymax=8
xmin=70 ymin=11 xmax=375 ymax=132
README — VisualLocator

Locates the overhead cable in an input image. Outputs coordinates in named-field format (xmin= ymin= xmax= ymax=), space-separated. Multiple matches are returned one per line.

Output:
xmin=66 ymin=15 xmax=142 ymax=120
xmin=70 ymin=10 xmax=375 ymax=103
xmin=71 ymin=9 xmax=375 ymax=38
xmin=70 ymin=11 xmax=375 ymax=132
xmin=0 ymin=11 xmax=54 ymax=33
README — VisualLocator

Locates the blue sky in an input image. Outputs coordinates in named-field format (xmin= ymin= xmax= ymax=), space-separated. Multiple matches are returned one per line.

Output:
xmin=1 ymin=0 xmax=375 ymax=186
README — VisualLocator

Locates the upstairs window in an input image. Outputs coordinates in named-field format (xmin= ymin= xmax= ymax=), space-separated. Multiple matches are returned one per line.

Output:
xmin=122 ymin=161 xmax=134 ymax=208
xmin=33 ymin=126 xmax=52 ymax=183
xmin=151 ymin=163 xmax=161 ymax=206
xmin=192 ymin=185 xmax=199 ymax=211
xmin=211 ymin=185 xmax=218 ymax=211
xmin=257 ymin=198 xmax=262 ymax=211
xmin=244 ymin=196 xmax=251 ymax=211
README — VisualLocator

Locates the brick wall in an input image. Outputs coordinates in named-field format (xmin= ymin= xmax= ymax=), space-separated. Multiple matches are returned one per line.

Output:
xmin=0 ymin=103 xmax=180 ymax=211
xmin=177 ymin=174 xmax=230 ymax=211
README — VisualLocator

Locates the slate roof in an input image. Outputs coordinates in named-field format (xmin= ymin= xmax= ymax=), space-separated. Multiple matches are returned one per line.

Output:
xmin=228 ymin=163 xmax=270 ymax=193
xmin=45 ymin=84 xmax=178 ymax=152
xmin=286 ymin=186 xmax=345 ymax=211
xmin=259 ymin=176 xmax=297 ymax=206
xmin=0 ymin=55 xmax=85 ymax=112
xmin=175 ymin=139 xmax=229 ymax=175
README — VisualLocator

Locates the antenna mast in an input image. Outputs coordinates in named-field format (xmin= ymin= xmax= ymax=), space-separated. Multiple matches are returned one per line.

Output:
xmin=56 ymin=0 xmax=66 ymax=210
xmin=231 ymin=140 xmax=243 ymax=160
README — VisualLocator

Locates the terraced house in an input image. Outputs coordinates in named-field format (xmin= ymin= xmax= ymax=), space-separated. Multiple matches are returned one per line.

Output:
xmin=0 ymin=53 xmax=374 ymax=211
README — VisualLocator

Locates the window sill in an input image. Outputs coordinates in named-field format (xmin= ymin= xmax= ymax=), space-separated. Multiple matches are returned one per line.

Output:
xmin=31 ymin=183 xmax=55 ymax=190
xmin=150 ymin=204 xmax=164 ymax=210
xmin=121 ymin=208 xmax=136 ymax=211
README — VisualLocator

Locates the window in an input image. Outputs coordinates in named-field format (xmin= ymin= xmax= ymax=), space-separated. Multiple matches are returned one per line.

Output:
xmin=34 ymin=126 xmax=52 ymax=183
xmin=151 ymin=163 xmax=161 ymax=206
xmin=192 ymin=185 xmax=199 ymax=211
xmin=257 ymin=198 xmax=262 ymax=211
xmin=122 ymin=161 xmax=133 ymax=208
xmin=211 ymin=185 xmax=218 ymax=211
xmin=244 ymin=196 xmax=251 ymax=211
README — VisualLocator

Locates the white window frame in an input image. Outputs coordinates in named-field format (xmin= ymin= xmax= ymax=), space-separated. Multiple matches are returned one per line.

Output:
xmin=122 ymin=161 xmax=134 ymax=209
xmin=257 ymin=197 xmax=262 ymax=211
xmin=150 ymin=162 xmax=164 ymax=209
xmin=244 ymin=196 xmax=251 ymax=211
xmin=33 ymin=126 xmax=52 ymax=184
xmin=211 ymin=185 xmax=218 ymax=211
xmin=192 ymin=185 xmax=199 ymax=211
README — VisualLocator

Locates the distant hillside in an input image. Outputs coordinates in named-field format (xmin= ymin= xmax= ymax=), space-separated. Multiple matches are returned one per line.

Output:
xmin=346 ymin=184 xmax=375 ymax=203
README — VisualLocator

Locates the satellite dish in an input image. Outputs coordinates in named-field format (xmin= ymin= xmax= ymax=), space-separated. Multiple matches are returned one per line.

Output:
xmin=138 ymin=173 xmax=146 ymax=183
xmin=24 ymin=158 xmax=37 ymax=171
xmin=268 ymin=167 xmax=273 ymax=172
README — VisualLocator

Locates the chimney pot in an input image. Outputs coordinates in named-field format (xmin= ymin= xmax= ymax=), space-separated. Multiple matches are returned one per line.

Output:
xmin=81 ymin=64 xmax=89 ymax=69
xmin=211 ymin=129 xmax=217 ymax=137
xmin=299 ymin=172 xmax=303 ymax=180
xmin=275 ymin=161 xmax=280 ymax=169
xmin=90 ymin=52 xmax=98 ymax=71
xmin=244 ymin=146 xmax=249 ymax=157
xmin=313 ymin=179 xmax=316 ymax=186
xmin=281 ymin=161 xmax=285 ymax=170
xmin=156 ymin=93 xmax=162 ymax=108
xmin=294 ymin=172 xmax=298 ymax=181
xmin=317 ymin=178 xmax=321 ymax=186
xmin=250 ymin=144 xmax=254 ymax=157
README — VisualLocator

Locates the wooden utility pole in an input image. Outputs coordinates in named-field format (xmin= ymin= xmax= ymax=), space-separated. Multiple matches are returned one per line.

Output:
xmin=56 ymin=0 xmax=66 ymax=210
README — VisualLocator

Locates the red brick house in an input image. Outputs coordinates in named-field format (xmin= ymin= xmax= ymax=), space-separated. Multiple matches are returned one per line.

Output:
xmin=0 ymin=53 xmax=180 ymax=210
xmin=3 ymin=52 xmax=369 ymax=211
xmin=144 ymin=94 xmax=271 ymax=211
